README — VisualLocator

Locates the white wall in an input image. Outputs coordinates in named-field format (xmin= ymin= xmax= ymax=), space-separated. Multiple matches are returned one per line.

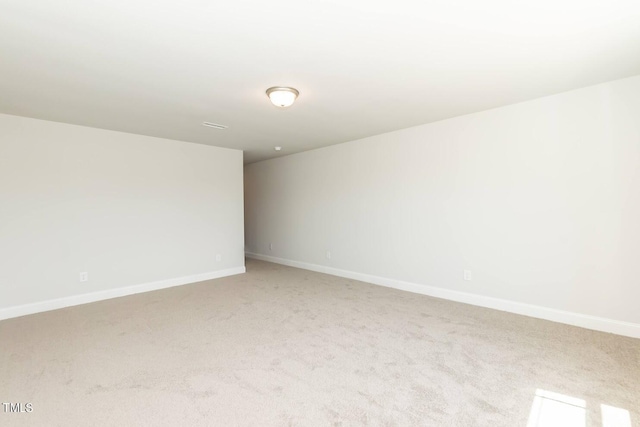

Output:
xmin=0 ymin=113 xmax=244 ymax=312
xmin=245 ymin=75 xmax=640 ymax=330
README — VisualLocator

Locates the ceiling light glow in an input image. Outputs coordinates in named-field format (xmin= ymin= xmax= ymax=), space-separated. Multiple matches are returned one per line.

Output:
xmin=266 ymin=87 xmax=299 ymax=108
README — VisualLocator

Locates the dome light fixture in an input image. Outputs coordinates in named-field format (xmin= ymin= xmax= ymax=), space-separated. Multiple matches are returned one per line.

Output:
xmin=266 ymin=87 xmax=299 ymax=108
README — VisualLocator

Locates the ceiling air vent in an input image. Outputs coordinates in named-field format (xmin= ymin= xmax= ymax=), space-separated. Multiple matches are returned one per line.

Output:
xmin=202 ymin=122 xmax=228 ymax=130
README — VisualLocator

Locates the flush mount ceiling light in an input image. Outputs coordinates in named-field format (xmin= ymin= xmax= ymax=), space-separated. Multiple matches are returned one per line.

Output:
xmin=266 ymin=87 xmax=299 ymax=108
xmin=274 ymin=146 xmax=282 ymax=151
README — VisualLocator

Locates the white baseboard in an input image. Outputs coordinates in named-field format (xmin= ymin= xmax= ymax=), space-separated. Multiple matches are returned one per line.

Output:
xmin=246 ymin=252 xmax=640 ymax=339
xmin=0 ymin=266 xmax=246 ymax=321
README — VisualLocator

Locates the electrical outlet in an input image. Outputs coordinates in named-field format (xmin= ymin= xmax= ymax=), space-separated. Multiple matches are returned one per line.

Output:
xmin=269 ymin=243 xmax=273 ymax=251
xmin=79 ymin=272 xmax=88 ymax=282
xmin=216 ymin=254 xmax=222 ymax=262
xmin=464 ymin=270 xmax=472 ymax=281
xmin=326 ymin=250 xmax=331 ymax=259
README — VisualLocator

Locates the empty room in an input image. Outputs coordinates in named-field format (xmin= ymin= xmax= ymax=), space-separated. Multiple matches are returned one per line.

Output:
xmin=1 ymin=0 xmax=639 ymax=426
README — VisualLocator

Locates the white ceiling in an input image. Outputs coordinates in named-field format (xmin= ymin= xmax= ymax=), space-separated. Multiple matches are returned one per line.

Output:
xmin=1 ymin=0 xmax=640 ymax=163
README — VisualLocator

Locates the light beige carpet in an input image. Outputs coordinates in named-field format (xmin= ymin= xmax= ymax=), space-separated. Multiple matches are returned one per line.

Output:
xmin=1 ymin=259 xmax=639 ymax=426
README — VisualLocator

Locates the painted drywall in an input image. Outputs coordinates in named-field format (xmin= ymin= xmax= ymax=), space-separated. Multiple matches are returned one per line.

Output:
xmin=0 ymin=113 xmax=244 ymax=311
xmin=245 ymin=75 xmax=640 ymax=327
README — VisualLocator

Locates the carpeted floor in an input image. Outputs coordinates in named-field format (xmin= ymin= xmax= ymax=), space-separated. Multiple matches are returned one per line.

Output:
xmin=1 ymin=259 xmax=639 ymax=426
